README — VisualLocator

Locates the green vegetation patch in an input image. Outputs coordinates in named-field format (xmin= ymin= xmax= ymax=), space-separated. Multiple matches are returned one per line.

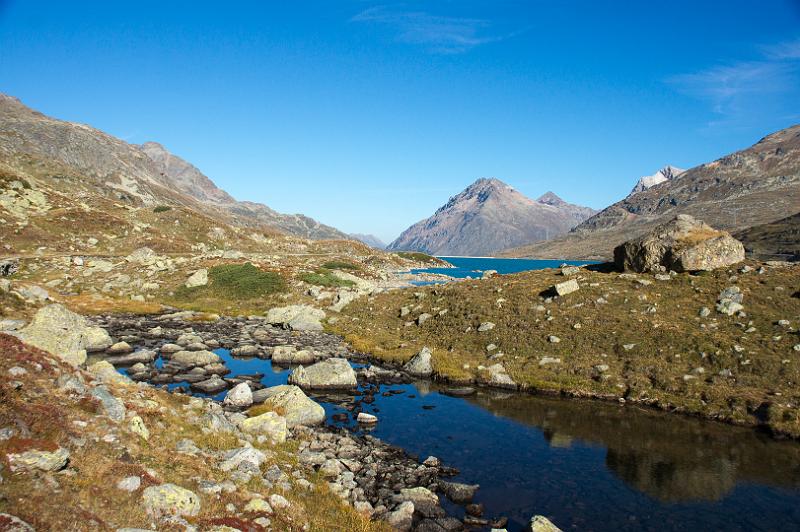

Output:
xmin=176 ymin=263 xmax=286 ymax=302
xmin=322 ymin=260 xmax=361 ymax=271
xmin=299 ymin=269 xmax=355 ymax=288
xmin=153 ymin=205 xmax=172 ymax=213
xmin=397 ymin=251 xmax=437 ymax=263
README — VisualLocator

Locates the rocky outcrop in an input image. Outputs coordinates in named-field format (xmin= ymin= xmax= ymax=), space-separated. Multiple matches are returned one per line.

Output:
xmin=627 ymin=165 xmax=685 ymax=197
xmin=288 ymin=358 xmax=357 ymax=390
xmin=17 ymin=304 xmax=112 ymax=366
xmin=388 ymin=178 xmax=596 ymax=256
xmin=614 ymin=215 xmax=745 ymax=273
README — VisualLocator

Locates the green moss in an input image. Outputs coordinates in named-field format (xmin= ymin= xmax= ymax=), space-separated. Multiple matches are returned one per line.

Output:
xmin=176 ymin=263 xmax=286 ymax=301
xmin=299 ymin=269 xmax=355 ymax=288
xmin=322 ymin=260 xmax=361 ymax=271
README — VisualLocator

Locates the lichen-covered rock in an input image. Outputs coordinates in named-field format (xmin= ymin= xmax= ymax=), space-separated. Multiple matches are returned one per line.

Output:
xmin=238 ymin=411 xmax=287 ymax=443
xmin=614 ymin=215 xmax=745 ymax=273
xmin=252 ymin=385 xmax=325 ymax=427
xmin=0 ymin=513 xmax=35 ymax=531
xmin=528 ymin=515 xmax=563 ymax=532
xmin=142 ymin=484 xmax=201 ymax=518
xmin=552 ymin=279 xmax=579 ymax=296
xmin=90 ymin=385 xmax=126 ymax=422
xmin=266 ymin=305 xmax=326 ymax=331
xmin=403 ymin=346 xmax=433 ymax=377
xmin=271 ymin=346 xmax=316 ymax=365
xmin=288 ymin=358 xmax=357 ymax=390
xmin=129 ymin=416 xmax=150 ymax=440
xmin=6 ymin=447 xmax=69 ymax=472
xmin=18 ymin=304 xmax=112 ymax=366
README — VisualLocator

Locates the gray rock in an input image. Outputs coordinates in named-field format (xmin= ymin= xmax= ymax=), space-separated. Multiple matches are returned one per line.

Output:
xmin=18 ymin=304 xmax=112 ymax=366
xmin=266 ymin=305 xmax=326 ymax=331
xmin=252 ymin=385 xmax=325 ymax=427
xmin=223 ymin=382 xmax=253 ymax=408
xmin=477 ymin=322 xmax=495 ymax=332
xmin=387 ymin=501 xmax=415 ymax=531
xmin=185 ymin=268 xmax=208 ymax=288
xmin=142 ymin=484 xmax=201 ymax=518
xmin=90 ymin=386 xmax=127 ymax=422
xmin=417 ymin=313 xmax=433 ymax=325
xmin=191 ymin=375 xmax=228 ymax=394
xmin=106 ymin=349 xmax=156 ymax=366
xmin=219 ymin=446 xmax=268 ymax=472
xmin=288 ymin=358 xmax=357 ymax=390
xmin=117 ymin=476 xmax=142 ymax=492
xmin=614 ymin=214 xmax=744 ymax=273
xmin=107 ymin=341 xmax=133 ymax=355
xmin=437 ymin=480 xmax=479 ymax=503
xmin=552 ymin=279 xmax=579 ymax=296
xmin=271 ymin=346 xmax=316 ymax=365
xmin=403 ymin=347 xmax=433 ymax=377
xmin=486 ymin=363 xmax=516 ymax=388
xmin=171 ymin=350 xmax=220 ymax=367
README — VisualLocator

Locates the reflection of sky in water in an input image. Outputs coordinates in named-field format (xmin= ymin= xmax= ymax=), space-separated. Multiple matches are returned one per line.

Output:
xmin=118 ymin=348 xmax=800 ymax=532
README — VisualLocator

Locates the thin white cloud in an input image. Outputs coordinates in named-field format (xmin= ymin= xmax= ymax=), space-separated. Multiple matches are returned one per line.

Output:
xmin=351 ymin=6 xmax=509 ymax=54
xmin=667 ymin=37 xmax=800 ymax=128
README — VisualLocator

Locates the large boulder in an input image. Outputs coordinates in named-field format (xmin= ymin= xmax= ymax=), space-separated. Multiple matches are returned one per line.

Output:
xmin=252 ymin=385 xmax=326 ymax=427
xmin=238 ymin=411 xmax=288 ymax=442
xmin=18 ymin=304 xmax=112 ymax=366
xmin=614 ymin=215 xmax=745 ymax=273
xmin=185 ymin=268 xmax=208 ymax=288
xmin=266 ymin=305 xmax=326 ymax=331
xmin=528 ymin=515 xmax=563 ymax=532
xmin=403 ymin=347 xmax=433 ymax=377
xmin=288 ymin=358 xmax=357 ymax=390
xmin=171 ymin=350 xmax=220 ymax=367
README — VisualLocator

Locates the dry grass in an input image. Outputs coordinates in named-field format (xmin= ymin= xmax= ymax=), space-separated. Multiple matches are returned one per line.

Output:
xmin=332 ymin=261 xmax=800 ymax=436
xmin=0 ymin=334 xmax=389 ymax=531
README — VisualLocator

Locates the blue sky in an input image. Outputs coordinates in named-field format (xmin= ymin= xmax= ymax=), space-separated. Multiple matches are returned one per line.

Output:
xmin=1 ymin=1 xmax=799 ymax=243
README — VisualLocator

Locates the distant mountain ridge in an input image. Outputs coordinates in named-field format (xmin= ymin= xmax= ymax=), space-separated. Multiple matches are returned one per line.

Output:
xmin=388 ymin=177 xmax=596 ymax=256
xmin=502 ymin=125 xmax=800 ymax=259
xmin=0 ymin=93 xmax=348 ymax=241
xmin=139 ymin=141 xmax=348 ymax=240
xmin=349 ymin=233 xmax=386 ymax=249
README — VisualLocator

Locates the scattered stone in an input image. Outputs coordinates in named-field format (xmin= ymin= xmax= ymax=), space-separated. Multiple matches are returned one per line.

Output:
xmin=244 ymin=497 xmax=273 ymax=514
xmin=253 ymin=385 xmax=325 ymax=427
xmin=266 ymin=305 xmax=326 ymax=331
xmin=288 ymin=358 xmax=357 ymax=390
xmin=417 ymin=313 xmax=433 ymax=326
xmin=269 ymin=494 xmax=290 ymax=510
xmin=90 ymin=386 xmax=126 ymax=422
xmin=239 ymin=412 xmax=287 ymax=443
xmin=528 ymin=515 xmax=563 ymax=532
xmin=477 ymin=322 xmax=495 ymax=332
xmin=223 ymin=382 xmax=253 ymax=408
xmin=219 ymin=446 xmax=268 ymax=472
xmin=185 ymin=268 xmax=208 ymax=288
xmin=552 ymin=279 xmax=579 ymax=296
xmin=142 ymin=484 xmax=201 ymax=518
xmin=171 ymin=350 xmax=221 ymax=367
xmin=437 ymin=480 xmax=479 ymax=503
xmin=271 ymin=346 xmax=316 ymax=365
xmin=117 ymin=476 xmax=142 ymax=492
xmin=485 ymin=363 xmax=516 ymax=389
xmin=548 ymin=335 xmax=561 ymax=343
xmin=403 ymin=346 xmax=433 ymax=377
xmin=129 ymin=416 xmax=150 ymax=440
xmin=357 ymin=412 xmax=378 ymax=424
xmin=0 ymin=514 xmax=34 ymax=531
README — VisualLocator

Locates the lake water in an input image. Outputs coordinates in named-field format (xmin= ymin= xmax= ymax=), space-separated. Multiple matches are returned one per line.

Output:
xmin=410 ymin=256 xmax=597 ymax=284
xmin=131 ymin=350 xmax=800 ymax=532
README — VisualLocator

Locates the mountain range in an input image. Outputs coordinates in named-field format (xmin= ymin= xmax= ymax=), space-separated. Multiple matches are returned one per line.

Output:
xmin=503 ymin=125 xmax=800 ymax=260
xmin=0 ymin=93 xmax=347 ymax=249
xmin=387 ymin=178 xmax=596 ymax=256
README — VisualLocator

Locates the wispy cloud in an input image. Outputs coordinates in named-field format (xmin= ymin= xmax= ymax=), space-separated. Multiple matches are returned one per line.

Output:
xmin=351 ymin=6 xmax=511 ymax=54
xmin=667 ymin=37 xmax=800 ymax=128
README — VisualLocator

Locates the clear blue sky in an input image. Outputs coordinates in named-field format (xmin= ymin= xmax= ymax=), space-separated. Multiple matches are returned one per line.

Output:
xmin=1 ymin=1 xmax=799 ymax=243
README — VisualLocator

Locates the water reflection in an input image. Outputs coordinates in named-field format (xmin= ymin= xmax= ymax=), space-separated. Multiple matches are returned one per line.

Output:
xmin=466 ymin=391 xmax=800 ymax=503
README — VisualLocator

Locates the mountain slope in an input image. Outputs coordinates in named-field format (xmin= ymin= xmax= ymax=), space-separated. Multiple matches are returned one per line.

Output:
xmin=0 ymin=93 xmax=348 ymax=243
xmin=628 ymin=165 xmax=685 ymax=197
xmin=140 ymin=142 xmax=348 ymax=240
xmin=734 ymin=211 xmax=800 ymax=261
xmin=387 ymin=178 xmax=596 ymax=256
xmin=502 ymin=125 xmax=800 ymax=259
xmin=349 ymin=233 xmax=386 ymax=249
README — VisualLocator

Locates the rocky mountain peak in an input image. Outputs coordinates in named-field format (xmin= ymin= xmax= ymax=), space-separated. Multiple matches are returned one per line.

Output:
xmin=537 ymin=191 xmax=565 ymax=206
xmin=628 ymin=165 xmax=685 ymax=197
